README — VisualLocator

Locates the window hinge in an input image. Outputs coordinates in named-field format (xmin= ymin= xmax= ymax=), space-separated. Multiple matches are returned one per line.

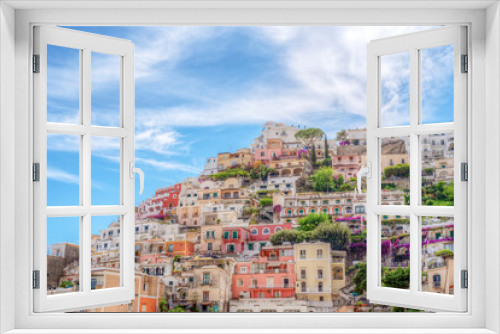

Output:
xmin=461 ymin=270 xmax=468 ymax=289
xmin=461 ymin=162 xmax=468 ymax=182
xmin=33 ymin=270 xmax=40 ymax=289
xmin=461 ymin=54 xmax=468 ymax=73
xmin=33 ymin=163 xmax=40 ymax=182
xmin=33 ymin=54 xmax=40 ymax=73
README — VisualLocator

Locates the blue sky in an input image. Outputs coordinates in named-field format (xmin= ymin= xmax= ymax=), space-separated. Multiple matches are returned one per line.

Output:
xmin=46 ymin=26 xmax=453 ymax=246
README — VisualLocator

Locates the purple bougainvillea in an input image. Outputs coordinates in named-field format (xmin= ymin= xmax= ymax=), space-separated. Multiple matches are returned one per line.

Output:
xmin=381 ymin=240 xmax=392 ymax=256
xmin=350 ymin=242 xmax=367 ymax=254
xmin=273 ymin=204 xmax=282 ymax=213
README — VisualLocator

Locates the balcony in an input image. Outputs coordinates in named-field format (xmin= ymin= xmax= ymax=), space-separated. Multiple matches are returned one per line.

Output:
xmin=201 ymin=280 xmax=212 ymax=286
xmin=249 ymin=284 xmax=294 ymax=289
xmin=251 ymin=268 xmax=289 ymax=274
xmin=299 ymin=287 xmax=332 ymax=294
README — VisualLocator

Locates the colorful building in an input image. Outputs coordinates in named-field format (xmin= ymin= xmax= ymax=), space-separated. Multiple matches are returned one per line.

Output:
xmin=217 ymin=148 xmax=252 ymax=171
xmin=232 ymin=244 xmax=296 ymax=299
xmin=165 ymin=240 xmax=195 ymax=257
xmin=294 ymin=242 xmax=333 ymax=302
xmin=221 ymin=226 xmax=250 ymax=255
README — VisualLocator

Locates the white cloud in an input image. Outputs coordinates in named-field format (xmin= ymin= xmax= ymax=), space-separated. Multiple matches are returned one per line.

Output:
xmin=46 ymin=167 xmax=79 ymax=185
xmin=136 ymin=157 xmax=201 ymax=174
xmin=133 ymin=26 xmax=437 ymax=129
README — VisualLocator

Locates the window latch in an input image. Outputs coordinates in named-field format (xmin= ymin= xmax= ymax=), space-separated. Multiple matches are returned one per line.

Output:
xmin=129 ymin=161 xmax=144 ymax=195
xmin=356 ymin=162 xmax=371 ymax=194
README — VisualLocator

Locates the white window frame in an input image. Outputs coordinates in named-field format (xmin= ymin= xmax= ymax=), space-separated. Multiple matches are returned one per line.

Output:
xmin=1 ymin=2 xmax=497 ymax=334
xmin=366 ymin=26 xmax=467 ymax=312
xmin=32 ymin=25 xmax=136 ymax=313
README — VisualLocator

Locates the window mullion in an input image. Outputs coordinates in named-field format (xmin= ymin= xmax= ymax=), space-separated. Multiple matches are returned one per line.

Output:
xmin=409 ymin=46 xmax=420 ymax=295
xmin=82 ymin=48 xmax=92 ymax=294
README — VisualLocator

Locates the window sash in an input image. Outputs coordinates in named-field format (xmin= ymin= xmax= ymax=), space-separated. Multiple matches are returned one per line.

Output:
xmin=33 ymin=25 xmax=135 ymax=313
xmin=366 ymin=25 xmax=467 ymax=312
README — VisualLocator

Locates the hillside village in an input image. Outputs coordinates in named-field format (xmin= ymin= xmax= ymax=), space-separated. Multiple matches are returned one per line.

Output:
xmin=47 ymin=121 xmax=456 ymax=313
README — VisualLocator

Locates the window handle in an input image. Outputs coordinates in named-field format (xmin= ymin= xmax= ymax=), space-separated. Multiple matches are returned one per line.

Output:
xmin=356 ymin=162 xmax=371 ymax=194
xmin=129 ymin=161 xmax=145 ymax=195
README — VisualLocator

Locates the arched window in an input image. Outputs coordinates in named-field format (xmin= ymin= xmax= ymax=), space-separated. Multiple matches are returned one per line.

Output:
xmin=263 ymin=228 xmax=270 ymax=235
xmin=287 ymin=210 xmax=292 ymax=216
xmin=251 ymin=229 xmax=258 ymax=236
xmin=274 ymin=227 xmax=282 ymax=233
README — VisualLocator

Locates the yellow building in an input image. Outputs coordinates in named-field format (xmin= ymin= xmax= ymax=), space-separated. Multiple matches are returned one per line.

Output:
xmin=294 ymin=242 xmax=333 ymax=302
xmin=217 ymin=148 xmax=252 ymax=171
xmin=331 ymin=250 xmax=347 ymax=295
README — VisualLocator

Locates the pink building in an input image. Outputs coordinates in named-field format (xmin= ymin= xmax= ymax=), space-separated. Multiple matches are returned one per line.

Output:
xmin=221 ymin=226 xmax=250 ymax=255
xmin=232 ymin=244 xmax=296 ymax=299
xmin=138 ymin=253 xmax=168 ymax=264
xmin=248 ymin=222 xmax=293 ymax=243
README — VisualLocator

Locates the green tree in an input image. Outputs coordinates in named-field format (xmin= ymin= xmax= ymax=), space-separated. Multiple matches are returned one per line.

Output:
xmin=310 ymin=167 xmax=335 ymax=192
xmin=381 ymin=266 xmax=410 ymax=289
xmin=269 ymin=230 xmax=300 ymax=245
xmin=298 ymin=213 xmax=330 ymax=231
xmin=168 ymin=306 xmax=186 ymax=312
xmin=295 ymin=128 xmax=325 ymax=148
xmin=336 ymin=129 xmax=347 ymax=144
xmin=259 ymin=197 xmax=273 ymax=207
xmin=353 ymin=262 xmax=367 ymax=295
xmin=159 ymin=298 xmax=169 ymax=312
xmin=311 ymin=223 xmax=351 ymax=250
xmin=311 ymin=144 xmax=317 ymax=165
xmin=323 ymin=135 xmax=331 ymax=166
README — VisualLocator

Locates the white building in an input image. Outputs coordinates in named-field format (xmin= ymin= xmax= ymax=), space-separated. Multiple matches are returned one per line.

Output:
xmin=229 ymin=298 xmax=308 ymax=313
xmin=250 ymin=122 xmax=300 ymax=152
xmin=249 ymin=176 xmax=299 ymax=196
xmin=201 ymin=157 xmax=218 ymax=176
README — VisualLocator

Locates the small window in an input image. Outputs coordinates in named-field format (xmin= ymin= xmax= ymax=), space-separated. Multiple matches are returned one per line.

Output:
xmin=316 ymin=249 xmax=323 ymax=259
xmin=300 ymin=250 xmax=306 ymax=259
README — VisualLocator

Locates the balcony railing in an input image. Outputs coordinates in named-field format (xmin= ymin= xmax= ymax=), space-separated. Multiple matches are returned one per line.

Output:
xmin=299 ymin=287 xmax=332 ymax=293
xmin=249 ymin=284 xmax=294 ymax=289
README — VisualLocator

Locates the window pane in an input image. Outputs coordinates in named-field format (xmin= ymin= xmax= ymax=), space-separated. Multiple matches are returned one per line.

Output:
xmin=380 ymin=52 xmax=410 ymax=127
xmin=47 ymin=217 xmax=80 ymax=295
xmin=380 ymin=136 xmax=410 ymax=205
xmin=381 ymin=215 xmax=410 ymax=290
xmin=421 ymin=45 xmax=454 ymax=124
xmin=421 ymin=133 xmax=454 ymax=206
xmin=91 ymin=52 xmax=121 ymax=127
xmin=47 ymin=45 xmax=80 ymax=124
xmin=47 ymin=133 xmax=80 ymax=206
xmin=421 ymin=216 xmax=454 ymax=295
xmin=91 ymin=136 xmax=121 ymax=205
xmin=91 ymin=216 xmax=122 ymax=290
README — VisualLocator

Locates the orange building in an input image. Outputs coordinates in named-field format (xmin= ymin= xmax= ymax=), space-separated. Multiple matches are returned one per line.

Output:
xmin=165 ymin=240 xmax=195 ymax=257
xmin=88 ymin=269 xmax=165 ymax=313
